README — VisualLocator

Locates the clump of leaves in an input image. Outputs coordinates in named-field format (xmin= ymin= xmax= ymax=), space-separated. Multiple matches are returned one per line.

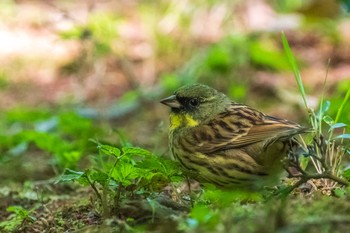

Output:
xmin=56 ymin=141 xmax=183 ymax=221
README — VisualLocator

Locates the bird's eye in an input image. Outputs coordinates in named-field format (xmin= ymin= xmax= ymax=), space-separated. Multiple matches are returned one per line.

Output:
xmin=189 ymin=98 xmax=199 ymax=107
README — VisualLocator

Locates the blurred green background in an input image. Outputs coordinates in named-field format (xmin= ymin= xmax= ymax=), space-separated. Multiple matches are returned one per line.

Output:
xmin=0 ymin=0 xmax=349 ymax=183
xmin=0 ymin=1 xmax=349 ymax=231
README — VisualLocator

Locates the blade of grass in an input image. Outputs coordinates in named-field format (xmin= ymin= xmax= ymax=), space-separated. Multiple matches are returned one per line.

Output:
xmin=334 ymin=85 xmax=350 ymax=124
xmin=281 ymin=32 xmax=309 ymax=110
xmin=317 ymin=59 xmax=331 ymax=135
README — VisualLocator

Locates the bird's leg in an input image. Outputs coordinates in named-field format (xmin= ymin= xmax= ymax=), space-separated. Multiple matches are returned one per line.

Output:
xmin=186 ymin=176 xmax=194 ymax=208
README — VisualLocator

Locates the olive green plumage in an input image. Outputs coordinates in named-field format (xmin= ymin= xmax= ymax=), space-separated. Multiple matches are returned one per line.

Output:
xmin=161 ymin=83 xmax=305 ymax=189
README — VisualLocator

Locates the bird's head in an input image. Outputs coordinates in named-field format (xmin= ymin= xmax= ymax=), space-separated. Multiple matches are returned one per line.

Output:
xmin=160 ymin=84 xmax=230 ymax=126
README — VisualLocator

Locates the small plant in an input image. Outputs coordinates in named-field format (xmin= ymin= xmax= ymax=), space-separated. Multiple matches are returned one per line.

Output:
xmin=56 ymin=141 xmax=183 ymax=220
xmin=0 ymin=206 xmax=37 ymax=232
xmin=281 ymin=33 xmax=350 ymax=193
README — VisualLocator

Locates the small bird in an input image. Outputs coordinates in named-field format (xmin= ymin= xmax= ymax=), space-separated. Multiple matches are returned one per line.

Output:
xmin=160 ymin=83 xmax=306 ymax=189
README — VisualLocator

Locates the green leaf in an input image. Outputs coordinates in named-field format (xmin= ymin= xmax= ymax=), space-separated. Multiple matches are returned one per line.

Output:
xmin=90 ymin=169 xmax=109 ymax=185
xmin=333 ymin=188 xmax=346 ymax=197
xmin=323 ymin=115 xmax=334 ymax=126
xmin=122 ymin=146 xmax=152 ymax=157
xmin=334 ymin=82 xmax=350 ymax=124
xmin=329 ymin=122 xmax=347 ymax=132
xmin=159 ymin=159 xmax=183 ymax=181
xmin=98 ymin=144 xmax=121 ymax=158
xmin=6 ymin=206 xmax=30 ymax=218
xmin=136 ymin=155 xmax=183 ymax=185
xmin=343 ymin=168 xmax=350 ymax=180
xmin=334 ymin=134 xmax=350 ymax=140
xmin=6 ymin=206 xmax=36 ymax=222
xmin=281 ymin=32 xmax=308 ymax=110
xmin=111 ymin=163 xmax=139 ymax=186
xmin=317 ymin=100 xmax=330 ymax=118
xmin=136 ymin=155 xmax=161 ymax=169
xmin=55 ymin=169 xmax=88 ymax=185
xmin=0 ymin=206 xmax=36 ymax=231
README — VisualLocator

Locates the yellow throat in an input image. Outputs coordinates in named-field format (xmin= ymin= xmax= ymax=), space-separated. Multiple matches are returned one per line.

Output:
xmin=169 ymin=113 xmax=199 ymax=131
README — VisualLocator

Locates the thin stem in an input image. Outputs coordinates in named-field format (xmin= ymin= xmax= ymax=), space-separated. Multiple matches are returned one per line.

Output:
xmin=85 ymin=174 xmax=102 ymax=202
xmin=317 ymin=59 xmax=330 ymax=135
xmin=297 ymin=135 xmax=307 ymax=150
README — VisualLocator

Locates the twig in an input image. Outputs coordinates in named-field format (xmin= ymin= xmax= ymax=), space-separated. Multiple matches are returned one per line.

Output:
xmin=284 ymin=136 xmax=349 ymax=194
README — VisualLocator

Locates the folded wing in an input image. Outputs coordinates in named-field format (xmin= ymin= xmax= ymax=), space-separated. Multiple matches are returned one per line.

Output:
xmin=184 ymin=104 xmax=305 ymax=154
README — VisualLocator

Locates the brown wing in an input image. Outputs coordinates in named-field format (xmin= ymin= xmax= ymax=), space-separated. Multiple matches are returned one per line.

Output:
xmin=182 ymin=103 xmax=304 ymax=154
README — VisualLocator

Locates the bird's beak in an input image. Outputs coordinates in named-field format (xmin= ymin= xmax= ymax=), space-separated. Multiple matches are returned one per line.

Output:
xmin=160 ymin=95 xmax=181 ymax=109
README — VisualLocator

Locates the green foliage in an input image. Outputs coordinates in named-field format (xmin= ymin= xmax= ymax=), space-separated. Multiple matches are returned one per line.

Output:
xmin=343 ymin=168 xmax=350 ymax=181
xmin=185 ymin=205 xmax=220 ymax=231
xmin=228 ymin=83 xmax=247 ymax=100
xmin=1 ymin=1 xmax=350 ymax=232
xmin=204 ymin=36 xmax=250 ymax=74
xmin=0 ymin=108 xmax=100 ymax=170
xmin=205 ymin=45 xmax=233 ymax=72
xmin=178 ymin=185 xmax=264 ymax=231
xmin=250 ymin=38 xmax=291 ymax=71
xmin=56 ymin=142 xmax=183 ymax=217
xmin=56 ymin=168 xmax=89 ymax=185
xmin=282 ymin=34 xmax=349 ymax=189
xmin=201 ymin=186 xmax=262 ymax=206
xmin=0 ymin=206 xmax=36 ymax=232
xmin=179 ymin=186 xmax=266 ymax=232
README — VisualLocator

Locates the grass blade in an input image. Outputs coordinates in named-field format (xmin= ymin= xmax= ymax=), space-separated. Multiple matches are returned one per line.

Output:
xmin=281 ymin=32 xmax=309 ymax=110
xmin=334 ymin=85 xmax=350 ymax=124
